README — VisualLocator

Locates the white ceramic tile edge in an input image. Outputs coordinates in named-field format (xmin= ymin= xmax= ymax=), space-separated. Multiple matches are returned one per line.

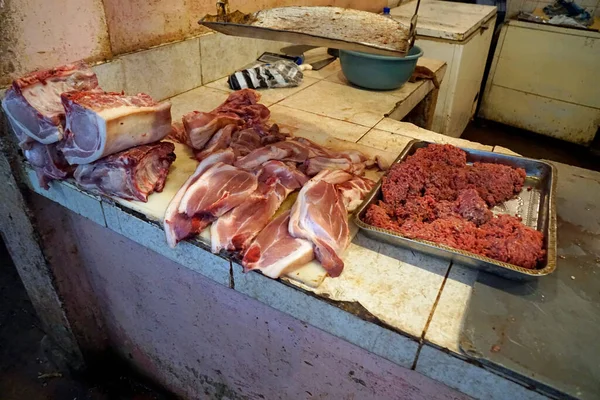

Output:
xmin=231 ymin=261 xmax=420 ymax=369
xmin=416 ymin=345 xmax=551 ymax=400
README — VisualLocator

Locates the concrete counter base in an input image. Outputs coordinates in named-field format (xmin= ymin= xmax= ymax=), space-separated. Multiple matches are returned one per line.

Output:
xmin=30 ymin=194 xmax=468 ymax=400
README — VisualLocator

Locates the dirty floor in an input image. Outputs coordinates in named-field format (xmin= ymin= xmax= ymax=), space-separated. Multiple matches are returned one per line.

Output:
xmin=0 ymin=238 xmax=175 ymax=400
xmin=0 ymin=119 xmax=598 ymax=399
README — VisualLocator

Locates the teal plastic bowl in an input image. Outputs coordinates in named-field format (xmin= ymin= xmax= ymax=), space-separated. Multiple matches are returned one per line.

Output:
xmin=339 ymin=46 xmax=424 ymax=90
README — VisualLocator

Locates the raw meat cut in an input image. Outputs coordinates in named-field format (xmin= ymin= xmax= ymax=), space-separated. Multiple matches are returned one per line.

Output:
xmin=181 ymin=89 xmax=271 ymax=151
xmin=164 ymin=149 xmax=236 ymax=248
xmin=336 ymin=175 xmax=376 ymax=212
xmin=242 ymin=211 xmax=315 ymax=278
xmin=364 ymin=144 xmax=544 ymax=269
xmin=59 ymin=91 xmax=173 ymax=164
xmin=211 ymin=161 xmax=308 ymax=253
xmin=1 ymin=62 xmax=99 ymax=144
xmin=182 ymin=111 xmax=241 ymax=150
xmin=178 ymin=163 xmax=257 ymax=221
xmin=230 ymin=128 xmax=262 ymax=157
xmin=234 ymin=140 xmax=309 ymax=170
xmin=194 ymin=124 xmax=235 ymax=160
xmin=24 ymin=142 xmax=74 ymax=189
xmin=289 ymin=169 xmax=354 ymax=277
xmin=4 ymin=117 xmax=73 ymax=189
xmin=304 ymin=156 xmax=366 ymax=176
xmin=74 ymin=142 xmax=176 ymax=202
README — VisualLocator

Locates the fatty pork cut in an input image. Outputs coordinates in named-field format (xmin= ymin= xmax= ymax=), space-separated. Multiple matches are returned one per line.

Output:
xmin=74 ymin=142 xmax=176 ymax=202
xmin=242 ymin=211 xmax=315 ymax=279
xmin=181 ymin=89 xmax=271 ymax=151
xmin=289 ymin=169 xmax=356 ymax=277
xmin=1 ymin=62 xmax=99 ymax=144
xmin=59 ymin=91 xmax=172 ymax=164
xmin=211 ymin=161 xmax=308 ymax=254
xmin=163 ymin=148 xmax=260 ymax=248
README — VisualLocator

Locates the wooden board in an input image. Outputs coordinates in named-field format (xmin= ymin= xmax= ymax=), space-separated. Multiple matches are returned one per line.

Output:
xmin=114 ymin=134 xmax=396 ymax=288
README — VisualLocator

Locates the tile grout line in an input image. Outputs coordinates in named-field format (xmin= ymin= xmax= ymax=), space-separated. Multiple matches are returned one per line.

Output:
xmin=410 ymin=261 xmax=454 ymax=370
xmin=274 ymin=103 xmax=375 ymax=130
xmin=355 ymin=117 xmax=386 ymax=143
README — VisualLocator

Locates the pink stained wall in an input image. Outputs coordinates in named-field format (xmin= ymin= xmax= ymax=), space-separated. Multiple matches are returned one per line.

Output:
xmin=1 ymin=0 xmax=387 ymax=85
xmin=31 ymin=195 xmax=469 ymax=400
xmin=0 ymin=0 xmax=111 ymax=86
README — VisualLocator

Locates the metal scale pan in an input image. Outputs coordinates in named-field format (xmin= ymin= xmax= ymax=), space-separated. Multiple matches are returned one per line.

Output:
xmin=199 ymin=2 xmax=421 ymax=57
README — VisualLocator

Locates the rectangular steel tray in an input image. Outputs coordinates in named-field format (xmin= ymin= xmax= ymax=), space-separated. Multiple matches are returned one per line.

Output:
xmin=354 ymin=140 xmax=557 ymax=281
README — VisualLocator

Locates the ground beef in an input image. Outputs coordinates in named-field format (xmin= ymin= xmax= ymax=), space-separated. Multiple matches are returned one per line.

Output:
xmin=456 ymin=189 xmax=492 ymax=226
xmin=364 ymin=144 xmax=545 ymax=269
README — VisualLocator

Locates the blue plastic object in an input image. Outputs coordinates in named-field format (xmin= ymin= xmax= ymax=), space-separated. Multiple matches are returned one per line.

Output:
xmin=339 ymin=46 xmax=424 ymax=90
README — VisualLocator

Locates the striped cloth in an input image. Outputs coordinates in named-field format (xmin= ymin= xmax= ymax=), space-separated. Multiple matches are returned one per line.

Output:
xmin=228 ymin=61 xmax=303 ymax=90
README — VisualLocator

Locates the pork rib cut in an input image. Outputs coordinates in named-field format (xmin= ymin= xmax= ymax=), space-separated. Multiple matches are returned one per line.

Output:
xmin=59 ymin=91 xmax=172 ymax=164
xmin=289 ymin=169 xmax=355 ymax=277
xmin=211 ymin=161 xmax=308 ymax=254
xmin=74 ymin=142 xmax=176 ymax=202
xmin=1 ymin=62 xmax=99 ymax=144
xmin=242 ymin=211 xmax=315 ymax=279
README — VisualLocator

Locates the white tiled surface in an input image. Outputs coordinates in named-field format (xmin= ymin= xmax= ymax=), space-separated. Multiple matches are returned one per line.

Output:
xmin=280 ymin=80 xmax=397 ymax=128
xmin=374 ymin=118 xmax=494 ymax=150
xmin=268 ymin=104 xmax=371 ymax=143
xmin=167 ymin=86 xmax=230 ymax=120
xmin=206 ymin=75 xmax=320 ymax=107
xmin=424 ymin=264 xmax=479 ymax=353
xmin=120 ymin=38 xmax=202 ymax=101
xmin=416 ymin=346 xmax=548 ymax=400
xmin=297 ymin=234 xmax=452 ymax=339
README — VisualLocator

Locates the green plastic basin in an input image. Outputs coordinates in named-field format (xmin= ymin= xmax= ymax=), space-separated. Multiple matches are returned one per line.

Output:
xmin=339 ymin=46 xmax=424 ymax=90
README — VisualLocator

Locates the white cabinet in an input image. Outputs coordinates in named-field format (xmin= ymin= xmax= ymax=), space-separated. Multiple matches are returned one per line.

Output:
xmin=391 ymin=0 xmax=497 ymax=138
xmin=480 ymin=20 xmax=600 ymax=145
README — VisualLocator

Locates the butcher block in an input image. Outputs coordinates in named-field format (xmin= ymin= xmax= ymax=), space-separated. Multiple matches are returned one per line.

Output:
xmin=111 ymin=128 xmax=396 ymax=288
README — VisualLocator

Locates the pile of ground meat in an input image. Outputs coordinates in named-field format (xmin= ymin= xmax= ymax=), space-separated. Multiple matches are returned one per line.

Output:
xmin=363 ymin=144 xmax=545 ymax=269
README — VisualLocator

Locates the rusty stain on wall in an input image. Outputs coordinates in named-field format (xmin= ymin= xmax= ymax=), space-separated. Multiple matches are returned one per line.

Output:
xmin=0 ymin=0 xmax=111 ymax=86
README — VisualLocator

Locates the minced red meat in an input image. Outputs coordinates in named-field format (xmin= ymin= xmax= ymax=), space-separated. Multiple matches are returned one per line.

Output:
xmin=364 ymin=144 xmax=545 ymax=269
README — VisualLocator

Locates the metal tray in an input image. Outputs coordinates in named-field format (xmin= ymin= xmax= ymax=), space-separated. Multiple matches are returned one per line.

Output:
xmin=200 ymin=6 xmax=418 ymax=57
xmin=354 ymin=140 xmax=557 ymax=281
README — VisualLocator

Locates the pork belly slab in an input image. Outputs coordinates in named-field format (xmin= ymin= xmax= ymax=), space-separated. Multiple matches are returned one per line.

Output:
xmin=74 ymin=142 xmax=176 ymax=202
xmin=211 ymin=161 xmax=308 ymax=254
xmin=242 ymin=211 xmax=315 ymax=279
xmin=1 ymin=62 xmax=99 ymax=144
xmin=59 ymin=91 xmax=172 ymax=164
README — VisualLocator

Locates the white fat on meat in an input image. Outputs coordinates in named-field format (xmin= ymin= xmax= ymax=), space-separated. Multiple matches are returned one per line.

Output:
xmin=59 ymin=91 xmax=172 ymax=164
xmin=194 ymin=124 xmax=235 ymax=161
xmin=164 ymin=149 xmax=236 ymax=248
xmin=211 ymin=161 xmax=308 ymax=254
xmin=242 ymin=211 xmax=315 ymax=279
xmin=289 ymin=170 xmax=355 ymax=277
xmin=336 ymin=175 xmax=376 ymax=212
xmin=182 ymin=111 xmax=241 ymax=150
xmin=1 ymin=62 xmax=99 ymax=144
xmin=234 ymin=141 xmax=309 ymax=170
xmin=74 ymin=142 xmax=176 ymax=202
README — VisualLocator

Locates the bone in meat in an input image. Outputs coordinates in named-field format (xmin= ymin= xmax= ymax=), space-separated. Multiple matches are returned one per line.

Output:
xmin=164 ymin=149 xmax=236 ymax=248
xmin=242 ymin=211 xmax=315 ymax=279
xmin=194 ymin=124 xmax=236 ymax=161
xmin=234 ymin=140 xmax=309 ymax=170
xmin=1 ymin=62 xmax=99 ymax=144
xmin=59 ymin=91 xmax=172 ymax=164
xmin=288 ymin=169 xmax=354 ymax=277
xmin=211 ymin=161 xmax=308 ymax=254
xmin=74 ymin=142 xmax=176 ymax=202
